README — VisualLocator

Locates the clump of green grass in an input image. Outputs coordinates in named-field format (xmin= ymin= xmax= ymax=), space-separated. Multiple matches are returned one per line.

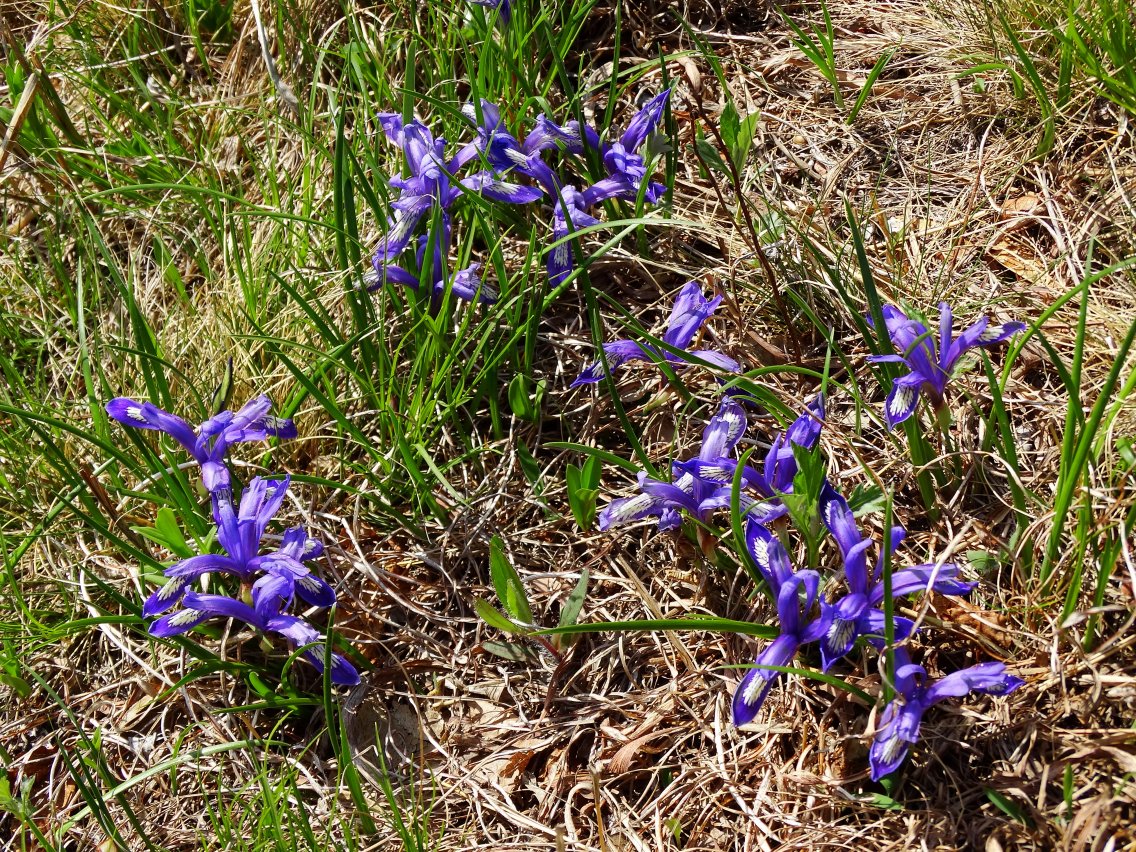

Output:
xmin=960 ymin=0 xmax=1135 ymax=155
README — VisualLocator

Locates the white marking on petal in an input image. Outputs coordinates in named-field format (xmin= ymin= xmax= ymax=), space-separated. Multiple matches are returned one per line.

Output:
xmin=381 ymin=213 xmax=417 ymax=252
xmin=742 ymin=671 xmax=768 ymax=706
xmin=750 ymin=535 xmax=769 ymax=567
xmin=126 ymin=405 xmax=147 ymax=423
xmin=610 ymin=493 xmax=655 ymax=521
xmin=673 ymin=472 xmax=696 ymax=494
xmin=978 ymin=324 xmax=1005 ymax=342
xmin=303 ymin=540 xmax=319 ymax=555
xmin=506 ymin=149 xmax=529 ymax=167
xmin=169 ymin=608 xmax=203 ymax=626
xmin=723 ymin=410 xmax=743 ymax=443
xmin=157 ymin=578 xmax=184 ymax=601
xmin=877 ymin=731 xmax=906 ymax=767
xmin=299 ymin=575 xmax=322 ymax=593
xmin=700 ymin=464 xmax=731 ymax=482
xmin=889 ymin=386 xmax=914 ymax=418
xmin=827 ymin=618 xmax=857 ymax=651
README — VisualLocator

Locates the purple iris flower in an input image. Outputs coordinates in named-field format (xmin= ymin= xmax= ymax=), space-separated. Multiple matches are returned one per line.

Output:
xmin=467 ymin=0 xmax=511 ymax=24
xmin=543 ymin=91 xmax=672 ymax=285
xmin=759 ymin=394 xmax=826 ymax=495
xmin=370 ymin=114 xmax=541 ymax=303
xmin=455 ymin=94 xmax=669 ymax=286
xmin=598 ymin=397 xmax=748 ymax=531
xmin=677 ymin=394 xmax=826 ymax=524
xmin=106 ymin=395 xmax=297 ymax=494
xmin=600 ymin=89 xmax=670 ymax=204
xmin=390 ymin=232 xmax=496 ymax=304
xmin=458 ymin=100 xmax=596 ymax=196
xmin=733 ymin=529 xmax=827 ymax=724
xmin=868 ymin=303 xmax=1026 ymax=429
xmin=142 ymin=476 xmax=335 ymax=618
xmin=817 ymin=484 xmax=977 ymax=671
xmin=150 ymin=575 xmax=359 ymax=686
xmin=869 ymin=647 xmax=1024 ymax=780
xmin=572 ymin=281 xmax=739 ymax=386
xmin=546 ymin=178 xmax=642 ymax=286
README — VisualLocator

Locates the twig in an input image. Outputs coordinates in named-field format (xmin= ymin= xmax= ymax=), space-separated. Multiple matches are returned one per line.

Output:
xmin=681 ymin=99 xmax=799 ymax=363
xmin=249 ymin=0 xmax=301 ymax=117
xmin=684 ymin=98 xmax=804 ymax=362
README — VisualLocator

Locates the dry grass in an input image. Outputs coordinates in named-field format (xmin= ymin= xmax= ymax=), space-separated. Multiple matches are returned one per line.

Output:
xmin=3 ymin=0 xmax=1136 ymax=850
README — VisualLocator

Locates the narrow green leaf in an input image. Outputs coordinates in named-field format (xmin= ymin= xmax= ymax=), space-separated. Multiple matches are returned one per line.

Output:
xmin=847 ymin=48 xmax=895 ymax=124
xmin=0 ymin=672 xmax=31 ymax=700
xmin=582 ymin=454 xmax=601 ymax=490
xmin=695 ymin=132 xmax=730 ymax=175
xmin=720 ymin=100 xmax=740 ymax=152
xmin=209 ymin=356 xmax=233 ymax=415
xmin=567 ymin=487 xmax=598 ymax=532
xmin=985 ymin=788 xmax=1032 ymax=826
xmin=537 ymin=615 xmax=776 ymax=639
xmin=508 ymin=373 xmax=534 ymax=420
xmin=545 ymin=442 xmax=641 ymax=474
xmin=733 ymin=110 xmax=760 ymax=167
xmin=153 ymin=507 xmax=191 ymax=558
xmin=565 ymin=463 xmax=582 ymax=497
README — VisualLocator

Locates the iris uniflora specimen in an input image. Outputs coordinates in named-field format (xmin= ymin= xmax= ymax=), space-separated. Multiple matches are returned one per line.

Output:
xmin=598 ymin=395 xmax=825 ymax=531
xmin=370 ymin=90 xmax=674 ymax=298
xmin=108 ymin=395 xmax=359 ymax=686
xmin=106 ymin=395 xmax=296 ymax=493
xmin=590 ymin=294 xmax=1025 ymax=779
xmin=370 ymin=113 xmax=541 ymax=304
xmin=869 ymin=302 xmax=1025 ymax=428
xmin=869 ymin=648 xmax=1023 ymax=780
xmin=572 ymin=280 xmax=740 ymax=386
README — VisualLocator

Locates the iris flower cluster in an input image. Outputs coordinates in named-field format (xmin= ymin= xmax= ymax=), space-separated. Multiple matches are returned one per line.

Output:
xmin=735 ymin=504 xmax=1023 ymax=781
xmin=370 ymin=113 xmax=541 ymax=304
xmin=107 ymin=395 xmax=359 ymax=686
xmin=598 ymin=393 xmax=824 ymax=532
xmin=725 ymin=443 xmax=1023 ymax=779
xmin=730 ymin=493 xmax=997 ymax=721
xmin=720 ymin=449 xmax=1021 ymax=780
xmin=691 ymin=440 xmax=1023 ymax=780
xmin=590 ymin=296 xmax=1026 ymax=780
xmin=369 ymin=90 xmax=672 ymax=302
